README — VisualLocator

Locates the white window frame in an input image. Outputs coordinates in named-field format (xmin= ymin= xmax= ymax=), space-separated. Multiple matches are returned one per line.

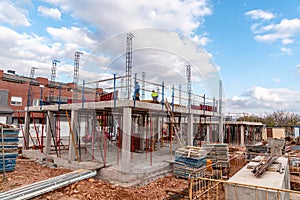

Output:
xmin=11 ymin=96 xmax=22 ymax=106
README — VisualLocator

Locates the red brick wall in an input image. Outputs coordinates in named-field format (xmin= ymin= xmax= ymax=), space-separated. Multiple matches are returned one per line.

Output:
xmin=0 ymin=79 xmax=97 ymax=118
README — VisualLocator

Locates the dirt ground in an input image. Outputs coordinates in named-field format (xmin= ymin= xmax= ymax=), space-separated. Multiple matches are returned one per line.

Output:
xmin=0 ymin=158 xmax=188 ymax=200
xmin=1 ymin=146 xmax=300 ymax=199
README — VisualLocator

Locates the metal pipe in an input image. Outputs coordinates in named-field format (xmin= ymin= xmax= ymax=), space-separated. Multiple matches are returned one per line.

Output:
xmin=0 ymin=169 xmax=96 ymax=200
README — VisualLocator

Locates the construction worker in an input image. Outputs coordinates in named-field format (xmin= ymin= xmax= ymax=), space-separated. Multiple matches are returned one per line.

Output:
xmin=133 ymin=81 xmax=140 ymax=100
xmin=151 ymin=90 xmax=158 ymax=102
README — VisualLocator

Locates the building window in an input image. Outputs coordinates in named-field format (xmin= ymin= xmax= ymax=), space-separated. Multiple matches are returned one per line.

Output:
xmin=11 ymin=96 xmax=22 ymax=106
xmin=33 ymin=99 xmax=40 ymax=106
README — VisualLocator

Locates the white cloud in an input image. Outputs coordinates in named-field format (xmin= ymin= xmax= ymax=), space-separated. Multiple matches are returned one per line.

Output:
xmin=192 ymin=35 xmax=211 ymax=46
xmin=47 ymin=26 xmax=96 ymax=49
xmin=254 ymin=18 xmax=300 ymax=44
xmin=44 ymin=0 xmax=212 ymax=37
xmin=273 ymin=78 xmax=281 ymax=83
xmin=280 ymin=47 xmax=292 ymax=55
xmin=226 ymin=86 xmax=300 ymax=114
xmin=0 ymin=1 xmax=31 ymax=26
xmin=245 ymin=9 xmax=275 ymax=21
xmin=282 ymin=38 xmax=294 ymax=45
xmin=0 ymin=25 xmax=76 ymax=79
xmin=247 ymin=86 xmax=282 ymax=103
xmin=37 ymin=6 xmax=61 ymax=20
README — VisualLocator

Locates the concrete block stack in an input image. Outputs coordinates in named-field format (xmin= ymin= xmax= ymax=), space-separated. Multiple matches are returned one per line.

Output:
xmin=0 ymin=125 xmax=19 ymax=172
xmin=174 ymin=146 xmax=207 ymax=178
xmin=203 ymin=143 xmax=229 ymax=168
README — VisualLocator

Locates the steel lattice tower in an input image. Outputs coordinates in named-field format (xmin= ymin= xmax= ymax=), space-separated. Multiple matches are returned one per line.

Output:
xmin=142 ymin=72 xmax=145 ymax=100
xmin=49 ymin=60 xmax=60 ymax=102
xmin=73 ymin=52 xmax=83 ymax=103
xmin=27 ymin=67 xmax=38 ymax=107
xmin=126 ymin=33 xmax=134 ymax=99
xmin=74 ymin=51 xmax=83 ymax=86
xmin=219 ymin=80 xmax=223 ymax=143
xmin=186 ymin=64 xmax=191 ymax=110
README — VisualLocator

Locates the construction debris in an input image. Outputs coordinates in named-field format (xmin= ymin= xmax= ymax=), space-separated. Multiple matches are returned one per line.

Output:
xmin=251 ymin=155 xmax=278 ymax=177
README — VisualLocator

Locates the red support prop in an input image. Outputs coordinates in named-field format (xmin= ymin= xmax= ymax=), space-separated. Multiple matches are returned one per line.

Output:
xmin=117 ymin=117 xmax=121 ymax=165
xmin=57 ymin=113 xmax=61 ymax=155
xmin=18 ymin=112 xmax=27 ymax=148
xmin=150 ymin=112 xmax=152 ymax=166
xmin=41 ymin=113 xmax=45 ymax=153
xmin=131 ymin=117 xmax=134 ymax=162
xmin=146 ymin=115 xmax=148 ymax=158
xmin=31 ymin=112 xmax=41 ymax=148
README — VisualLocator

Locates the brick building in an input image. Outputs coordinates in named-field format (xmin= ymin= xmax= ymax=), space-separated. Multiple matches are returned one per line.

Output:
xmin=0 ymin=69 xmax=102 ymax=124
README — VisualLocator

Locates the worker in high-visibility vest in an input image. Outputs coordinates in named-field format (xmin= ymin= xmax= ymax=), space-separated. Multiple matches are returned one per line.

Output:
xmin=151 ymin=90 xmax=158 ymax=102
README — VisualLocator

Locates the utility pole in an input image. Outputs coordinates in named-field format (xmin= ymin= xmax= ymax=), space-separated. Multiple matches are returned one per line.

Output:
xmin=125 ymin=33 xmax=134 ymax=99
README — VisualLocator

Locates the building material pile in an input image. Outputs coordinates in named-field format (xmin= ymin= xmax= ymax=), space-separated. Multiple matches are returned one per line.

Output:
xmin=174 ymin=146 xmax=207 ymax=178
xmin=202 ymin=143 xmax=229 ymax=167
xmin=246 ymin=144 xmax=269 ymax=160
xmin=251 ymin=155 xmax=278 ymax=177
xmin=0 ymin=126 xmax=19 ymax=172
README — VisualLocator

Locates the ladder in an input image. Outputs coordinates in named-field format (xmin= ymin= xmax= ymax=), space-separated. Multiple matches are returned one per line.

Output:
xmin=164 ymin=99 xmax=184 ymax=146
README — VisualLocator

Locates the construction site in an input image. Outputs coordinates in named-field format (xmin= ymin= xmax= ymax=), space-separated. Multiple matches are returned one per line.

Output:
xmin=1 ymin=32 xmax=300 ymax=200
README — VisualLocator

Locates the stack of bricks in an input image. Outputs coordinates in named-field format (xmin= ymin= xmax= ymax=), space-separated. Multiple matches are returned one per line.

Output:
xmin=202 ymin=143 xmax=229 ymax=168
xmin=174 ymin=146 xmax=207 ymax=178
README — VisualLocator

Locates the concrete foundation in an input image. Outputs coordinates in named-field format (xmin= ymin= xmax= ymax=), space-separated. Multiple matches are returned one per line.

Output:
xmin=226 ymin=157 xmax=290 ymax=200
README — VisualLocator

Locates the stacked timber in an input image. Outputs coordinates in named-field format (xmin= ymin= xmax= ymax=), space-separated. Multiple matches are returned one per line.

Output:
xmin=0 ymin=125 xmax=19 ymax=172
xmin=174 ymin=146 xmax=207 ymax=178
xmin=202 ymin=143 xmax=229 ymax=168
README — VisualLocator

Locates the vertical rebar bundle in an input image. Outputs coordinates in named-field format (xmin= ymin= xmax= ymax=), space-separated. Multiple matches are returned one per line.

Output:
xmin=142 ymin=72 xmax=145 ymax=100
xmin=27 ymin=67 xmax=37 ymax=107
xmin=74 ymin=51 xmax=83 ymax=102
xmin=126 ymin=33 xmax=134 ymax=99
xmin=218 ymin=80 xmax=223 ymax=143
xmin=49 ymin=60 xmax=60 ymax=102
xmin=186 ymin=64 xmax=191 ymax=111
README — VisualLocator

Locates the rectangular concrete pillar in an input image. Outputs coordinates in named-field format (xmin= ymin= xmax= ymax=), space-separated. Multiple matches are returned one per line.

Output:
xmin=206 ymin=124 xmax=210 ymax=143
xmin=24 ymin=111 xmax=30 ymax=149
xmin=140 ymin=115 xmax=145 ymax=150
xmin=45 ymin=111 xmax=54 ymax=155
xmin=187 ymin=114 xmax=193 ymax=146
xmin=68 ymin=110 xmax=78 ymax=161
xmin=240 ymin=125 xmax=245 ymax=147
xmin=121 ymin=107 xmax=132 ymax=171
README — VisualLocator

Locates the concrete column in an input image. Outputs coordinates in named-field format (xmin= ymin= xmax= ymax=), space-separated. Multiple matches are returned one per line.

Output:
xmin=187 ymin=114 xmax=193 ymax=146
xmin=240 ymin=125 xmax=245 ymax=147
xmin=206 ymin=124 xmax=210 ymax=143
xmin=45 ymin=111 xmax=54 ymax=155
xmin=24 ymin=111 xmax=30 ymax=149
xmin=140 ymin=114 xmax=145 ymax=150
xmin=157 ymin=116 xmax=161 ymax=147
xmin=121 ymin=107 xmax=132 ymax=171
xmin=68 ymin=110 xmax=78 ymax=161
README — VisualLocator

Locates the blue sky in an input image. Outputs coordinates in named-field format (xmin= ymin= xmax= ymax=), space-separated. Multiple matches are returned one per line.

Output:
xmin=0 ymin=0 xmax=300 ymax=115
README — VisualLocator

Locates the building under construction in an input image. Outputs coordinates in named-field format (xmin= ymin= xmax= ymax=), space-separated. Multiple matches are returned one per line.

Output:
xmin=1 ymin=31 xmax=299 ymax=199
